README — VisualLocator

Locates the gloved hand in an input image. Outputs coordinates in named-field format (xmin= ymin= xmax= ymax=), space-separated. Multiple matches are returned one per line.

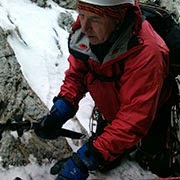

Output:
xmin=35 ymin=97 xmax=75 ymax=139
xmin=54 ymin=143 xmax=103 ymax=180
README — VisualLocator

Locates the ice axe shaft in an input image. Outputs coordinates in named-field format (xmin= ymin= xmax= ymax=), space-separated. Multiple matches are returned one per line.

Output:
xmin=0 ymin=120 xmax=84 ymax=139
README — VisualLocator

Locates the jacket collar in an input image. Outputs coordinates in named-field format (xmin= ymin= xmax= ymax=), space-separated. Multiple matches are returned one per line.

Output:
xmin=68 ymin=21 xmax=134 ymax=63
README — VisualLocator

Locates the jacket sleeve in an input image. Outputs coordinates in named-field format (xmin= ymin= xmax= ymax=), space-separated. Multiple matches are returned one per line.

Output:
xmin=93 ymin=43 xmax=170 ymax=162
xmin=58 ymin=54 xmax=88 ymax=111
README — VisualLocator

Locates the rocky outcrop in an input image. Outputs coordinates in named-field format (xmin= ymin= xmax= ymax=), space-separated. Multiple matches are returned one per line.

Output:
xmin=0 ymin=27 xmax=71 ymax=168
xmin=31 ymin=0 xmax=77 ymax=9
xmin=139 ymin=0 xmax=180 ymax=22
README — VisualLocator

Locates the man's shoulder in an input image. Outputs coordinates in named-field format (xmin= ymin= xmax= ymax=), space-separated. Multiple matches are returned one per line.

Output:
xmin=140 ymin=20 xmax=167 ymax=46
xmin=137 ymin=20 xmax=169 ymax=56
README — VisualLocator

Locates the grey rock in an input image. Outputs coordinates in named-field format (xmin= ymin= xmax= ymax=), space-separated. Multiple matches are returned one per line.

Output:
xmin=0 ymin=27 xmax=71 ymax=168
xmin=58 ymin=12 xmax=75 ymax=33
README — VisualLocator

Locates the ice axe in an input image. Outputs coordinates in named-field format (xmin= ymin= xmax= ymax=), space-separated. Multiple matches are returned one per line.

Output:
xmin=0 ymin=115 xmax=85 ymax=140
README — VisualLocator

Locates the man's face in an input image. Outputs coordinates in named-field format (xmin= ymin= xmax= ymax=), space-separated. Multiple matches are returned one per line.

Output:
xmin=79 ymin=9 xmax=118 ymax=45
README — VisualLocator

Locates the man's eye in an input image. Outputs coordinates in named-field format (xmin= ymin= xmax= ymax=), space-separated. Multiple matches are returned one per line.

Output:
xmin=91 ymin=18 xmax=99 ymax=23
xmin=79 ymin=14 xmax=84 ymax=18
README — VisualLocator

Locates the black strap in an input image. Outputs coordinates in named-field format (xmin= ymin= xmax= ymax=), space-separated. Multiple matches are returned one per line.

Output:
xmin=71 ymin=153 xmax=88 ymax=173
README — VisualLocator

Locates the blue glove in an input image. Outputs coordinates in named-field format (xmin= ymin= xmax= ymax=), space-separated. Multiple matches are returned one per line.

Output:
xmin=35 ymin=97 xmax=75 ymax=139
xmin=50 ymin=97 xmax=73 ymax=120
xmin=56 ymin=144 xmax=100 ymax=180
xmin=56 ymin=158 xmax=88 ymax=180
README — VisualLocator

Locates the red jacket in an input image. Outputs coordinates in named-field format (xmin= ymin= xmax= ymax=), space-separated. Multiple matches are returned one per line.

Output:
xmin=59 ymin=16 xmax=170 ymax=162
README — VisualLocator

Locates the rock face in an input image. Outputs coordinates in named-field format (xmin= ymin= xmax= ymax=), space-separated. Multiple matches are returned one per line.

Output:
xmin=0 ymin=27 xmax=72 ymax=168
xmin=139 ymin=0 xmax=180 ymax=22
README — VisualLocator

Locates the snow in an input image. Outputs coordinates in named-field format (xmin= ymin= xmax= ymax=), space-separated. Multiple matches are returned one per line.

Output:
xmin=0 ymin=0 xmax=95 ymax=179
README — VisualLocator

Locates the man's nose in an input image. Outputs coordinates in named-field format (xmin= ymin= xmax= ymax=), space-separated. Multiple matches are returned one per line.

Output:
xmin=81 ymin=19 xmax=91 ymax=34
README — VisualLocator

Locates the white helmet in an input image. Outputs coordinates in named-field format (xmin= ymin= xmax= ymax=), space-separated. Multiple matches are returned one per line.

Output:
xmin=78 ymin=0 xmax=135 ymax=6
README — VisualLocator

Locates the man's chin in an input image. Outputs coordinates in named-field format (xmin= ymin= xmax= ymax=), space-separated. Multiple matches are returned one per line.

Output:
xmin=88 ymin=37 xmax=101 ymax=45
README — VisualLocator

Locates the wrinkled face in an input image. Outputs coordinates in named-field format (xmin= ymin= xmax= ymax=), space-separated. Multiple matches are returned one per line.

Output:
xmin=79 ymin=9 xmax=119 ymax=45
